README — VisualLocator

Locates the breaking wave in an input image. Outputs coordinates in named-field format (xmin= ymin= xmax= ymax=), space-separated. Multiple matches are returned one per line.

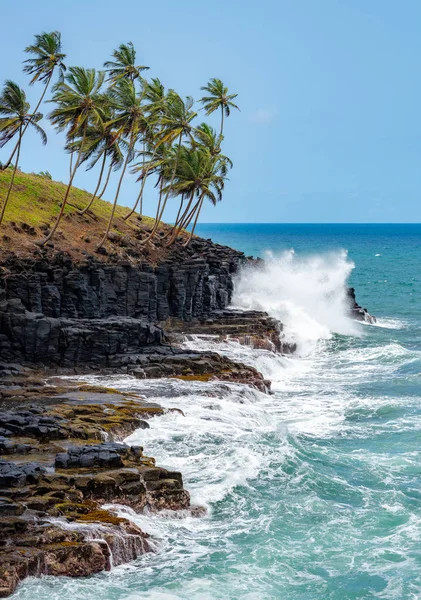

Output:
xmin=232 ymin=249 xmax=360 ymax=353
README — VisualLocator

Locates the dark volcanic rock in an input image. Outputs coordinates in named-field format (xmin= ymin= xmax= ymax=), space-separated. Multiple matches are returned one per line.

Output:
xmin=347 ymin=287 xmax=376 ymax=323
xmin=0 ymin=239 xmax=246 ymax=367
xmin=167 ymin=308 xmax=297 ymax=354
xmin=0 ymin=383 xmax=193 ymax=597
xmin=130 ymin=349 xmax=271 ymax=393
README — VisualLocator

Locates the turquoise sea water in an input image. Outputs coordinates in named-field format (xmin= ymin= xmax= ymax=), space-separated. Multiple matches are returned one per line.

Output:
xmin=13 ymin=224 xmax=421 ymax=600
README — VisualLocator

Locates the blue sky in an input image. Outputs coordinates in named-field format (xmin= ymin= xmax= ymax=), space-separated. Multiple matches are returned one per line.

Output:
xmin=1 ymin=0 xmax=421 ymax=223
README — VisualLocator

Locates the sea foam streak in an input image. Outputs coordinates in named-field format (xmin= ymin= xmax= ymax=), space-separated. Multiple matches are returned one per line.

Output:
xmin=232 ymin=249 xmax=360 ymax=353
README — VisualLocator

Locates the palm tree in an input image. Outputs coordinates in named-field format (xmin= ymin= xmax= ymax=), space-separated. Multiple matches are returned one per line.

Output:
xmin=97 ymin=78 xmax=147 ymax=248
xmin=104 ymin=42 xmax=149 ymax=84
xmin=200 ymin=78 xmax=239 ymax=137
xmin=143 ymin=78 xmax=166 ymax=116
xmin=134 ymin=92 xmax=197 ymax=243
xmin=182 ymin=154 xmax=227 ymax=246
xmin=75 ymin=104 xmax=124 ymax=215
xmin=0 ymin=31 xmax=66 ymax=171
xmin=0 ymin=81 xmax=47 ymax=226
xmin=164 ymin=146 xmax=227 ymax=246
xmin=40 ymin=67 xmax=107 ymax=244
xmin=122 ymin=78 xmax=167 ymax=221
xmin=162 ymin=123 xmax=232 ymax=241
xmin=130 ymin=77 xmax=166 ymax=217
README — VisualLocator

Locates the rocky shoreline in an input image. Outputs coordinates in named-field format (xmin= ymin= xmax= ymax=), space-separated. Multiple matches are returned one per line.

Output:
xmin=0 ymin=237 xmax=375 ymax=596
xmin=0 ymin=378 xmax=194 ymax=597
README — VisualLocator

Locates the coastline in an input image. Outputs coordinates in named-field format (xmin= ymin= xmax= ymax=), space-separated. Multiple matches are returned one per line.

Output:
xmin=0 ymin=235 xmax=374 ymax=597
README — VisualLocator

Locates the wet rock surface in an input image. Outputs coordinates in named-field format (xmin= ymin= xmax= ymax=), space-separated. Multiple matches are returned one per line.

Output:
xmin=167 ymin=308 xmax=297 ymax=354
xmin=0 ymin=238 xmax=376 ymax=596
xmin=347 ymin=287 xmax=376 ymax=323
xmin=0 ymin=380 xmax=193 ymax=597
xmin=129 ymin=348 xmax=271 ymax=393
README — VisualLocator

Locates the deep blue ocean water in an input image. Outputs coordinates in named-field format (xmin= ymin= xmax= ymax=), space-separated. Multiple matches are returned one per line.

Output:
xmin=13 ymin=224 xmax=421 ymax=600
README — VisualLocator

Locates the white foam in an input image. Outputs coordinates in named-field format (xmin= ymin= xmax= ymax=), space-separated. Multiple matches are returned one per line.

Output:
xmin=231 ymin=249 xmax=360 ymax=354
xmin=371 ymin=317 xmax=407 ymax=330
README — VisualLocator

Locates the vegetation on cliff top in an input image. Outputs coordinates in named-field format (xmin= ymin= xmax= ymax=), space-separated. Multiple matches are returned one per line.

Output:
xmin=0 ymin=32 xmax=239 ymax=249
xmin=0 ymin=168 xmax=171 ymax=264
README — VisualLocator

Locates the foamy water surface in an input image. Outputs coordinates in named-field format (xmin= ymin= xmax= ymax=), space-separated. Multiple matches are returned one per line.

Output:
xmin=12 ymin=225 xmax=421 ymax=600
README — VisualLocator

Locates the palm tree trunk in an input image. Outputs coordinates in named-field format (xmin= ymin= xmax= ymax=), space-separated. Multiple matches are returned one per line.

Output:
xmin=220 ymin=106 xmax=224 ymax=137
xmin=123 ymin=145 xmax=158 ymax=220
xmin=69 ymin=141 xmax=74 ymax=178
xmin=97 ymin=142 xmax=132 ymax=248
xmin=183 ymin=193 xmax=204 ymax=246
xmin=0 ymin=73 xmax=53 ymax=171
xmin=162 ymin=194 xmax=184 ymax=239
xmin=39 ymin=129 xmax=86 ymax=245
xmin=174 ymin=194 xmax=184 ymax=226
xmin=139 ymin=141 xmax=145 ymax=215
xmin=166 ymin=189 xmax=196 ymax=246
xmin=0 ymin=127 xmax=22 ymax=226
xmin=98 ymin=162 xmax=113 ymax=199
xmin=132 ymin=184 xmax=144 ymax=220
xmin=167 ymin=199 xmax=200 ymax=247
xmin=78 ymin=151 xmax=107 ymax=215
xmin=140 ymin=132 xmax=182 ymax=244
xmin=179 ymin=197 xmax=200 ymax=230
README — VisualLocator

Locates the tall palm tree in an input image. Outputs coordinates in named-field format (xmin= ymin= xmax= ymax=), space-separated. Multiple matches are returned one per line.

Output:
xmin=75 ymin=104 xmax=125 ymax=215
xmin=104 ymin=42 xmax=149 ymax=84
xmin=0 ymin=31 xmax=66 ymax=171
xmin=182 ymin=154 xmax=227 ymax=246
xmin=135 ymin=92 xmax=197 ymax=243
xmin=165 ymin=147 xmax=228 ymax=246
xmin=122 ymin=78 xmax=167 ymax=221
xmin=40 ymin=67 xmax=106 ymax=244
xmin=97 ymin=78 xmax=147 ymax=248
xmin=200 ymin=78 xmax=239 ymax=137
xmin=161 ymin=122 xmax=232 ymax=240
xmin=143 ymin=78 xmax=166 ymax=116
xmin=129 ymin=77 xmax=166 ymax=217
xmin=0 ymin=81 xmax=47 ymax=226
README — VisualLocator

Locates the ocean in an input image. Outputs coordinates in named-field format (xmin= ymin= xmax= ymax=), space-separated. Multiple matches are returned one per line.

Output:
xmin=13 ymin=223 xmax=421 ymax=599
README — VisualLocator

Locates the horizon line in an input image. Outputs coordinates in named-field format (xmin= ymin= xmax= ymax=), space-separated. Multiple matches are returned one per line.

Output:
xmin=195 ymin=222 xmax=421 ymax=225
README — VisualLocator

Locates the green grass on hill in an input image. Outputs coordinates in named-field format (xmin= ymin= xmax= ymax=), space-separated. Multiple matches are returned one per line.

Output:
xmin=0 ymin=169 xmax=185 ymax=265
xmin=0 ymin=169 xmax=155 ymax=229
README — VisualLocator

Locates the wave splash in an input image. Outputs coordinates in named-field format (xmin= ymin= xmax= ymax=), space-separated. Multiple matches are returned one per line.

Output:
xmin=232 ymin=249 xmax=360 ymax=353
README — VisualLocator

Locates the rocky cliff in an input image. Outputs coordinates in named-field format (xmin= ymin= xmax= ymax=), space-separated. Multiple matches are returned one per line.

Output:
xmin=0 ymin=238 xmax=246 ymax=367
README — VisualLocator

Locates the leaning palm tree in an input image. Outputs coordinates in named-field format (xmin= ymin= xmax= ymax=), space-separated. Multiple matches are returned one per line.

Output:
xmin=143 ymin=78 xmax=166 ymax=117
xmin=192 ymin=123 xmax=224 ymax=158
xmin=181 ymin=153 xmax=227 ymax=246
xmin=122 ymin=80 xmax=168 ymax=221
xmin=97 ymin=78 xmax=147 ymax=248
xmin=104 ymin=42 xmax=149 ymax=84
xmin=165 ymin=147 xmax=228 ymax=246
xmin=133 ymin=92 xmax=197 ymax=243
xmin=160 ymin=121 xmax=232 ymax=241
xmin=0 ymin=31 xmax=66 ymax=170
xmin=0 ymin=81 xmax=47 ymax=226
xmin=129 ymin=77 xmax=166 ymax=216
xmin=40 ymin=67 xmax=107 ymax=244
xmin=200 ymin=78 xmax=239 ymax=137
xmin=75 ymin=104 xmax=125 ymax=215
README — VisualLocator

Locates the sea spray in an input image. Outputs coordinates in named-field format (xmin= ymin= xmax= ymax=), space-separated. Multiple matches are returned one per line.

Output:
xmin=232 ymin=249 xmax=360 ymax=353
xmin=10 ymin=225 xmax=421 ymax=600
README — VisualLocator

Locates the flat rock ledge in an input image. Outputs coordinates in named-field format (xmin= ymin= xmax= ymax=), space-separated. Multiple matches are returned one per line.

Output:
xmin=166 ymin=308 xmax=297 ymax=354
xmin=0 ymin=381 xmax=200 ymax=598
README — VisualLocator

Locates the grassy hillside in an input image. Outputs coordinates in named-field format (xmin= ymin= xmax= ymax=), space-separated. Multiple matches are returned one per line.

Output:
xmin=0 ymin=169 xmax=179 ymax=265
